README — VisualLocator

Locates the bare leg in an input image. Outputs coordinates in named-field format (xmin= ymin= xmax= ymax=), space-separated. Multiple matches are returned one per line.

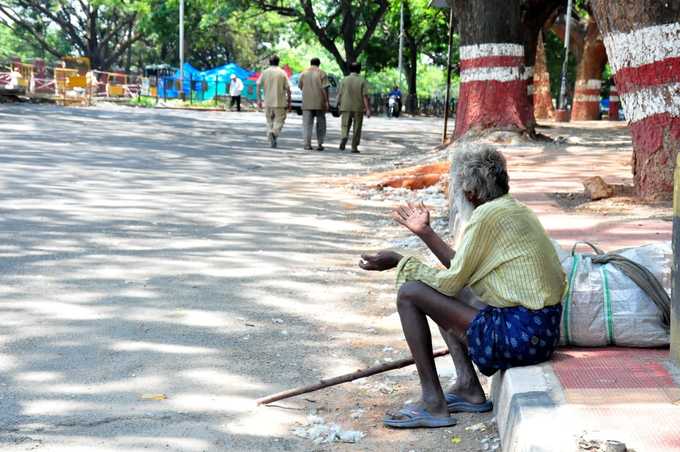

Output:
xmin=437 ymin=327 xmax=486 ymax=404
xmin=392 ymin=281 xmax=479 ymax=419
xmin=438 ymin=286 xmax=487 ymax=403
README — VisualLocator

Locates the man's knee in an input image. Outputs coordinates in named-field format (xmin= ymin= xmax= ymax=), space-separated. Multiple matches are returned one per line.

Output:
xmin=397 ymin=281 xmax=426 ymax=309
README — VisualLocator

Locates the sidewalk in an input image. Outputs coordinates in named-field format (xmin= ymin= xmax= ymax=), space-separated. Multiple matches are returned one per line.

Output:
xmin=493 ymin=348 xmax=680 ymax=451
xmin=491 ymin=121 xmax=677 ymax=452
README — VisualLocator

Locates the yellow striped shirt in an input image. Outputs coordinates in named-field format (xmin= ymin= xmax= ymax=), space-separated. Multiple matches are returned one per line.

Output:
xmin=395 ymin=194 xmax=566 ymax=309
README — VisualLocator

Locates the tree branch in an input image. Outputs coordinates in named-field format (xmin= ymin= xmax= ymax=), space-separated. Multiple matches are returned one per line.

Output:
xmin=252 ymin=0 xmax=299 ymax=17
xmin=354 ymin=0 xmax=389 ymax=56
xmin=103 ymin=31 xmax=143 ymax=69
xmin=0 ymin=4 xmax=64 ymax=57
xmin=297 ymin=0 xmax=345 ymax=70
xmin=100 ymin=12 xmax=136 ymax=48
xmin=14 ymin=0 xmax=86 ymax=51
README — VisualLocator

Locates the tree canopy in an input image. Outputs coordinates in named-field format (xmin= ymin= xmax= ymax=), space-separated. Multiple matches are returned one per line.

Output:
xmin=0 ymin=0 xmax=579 ymax=101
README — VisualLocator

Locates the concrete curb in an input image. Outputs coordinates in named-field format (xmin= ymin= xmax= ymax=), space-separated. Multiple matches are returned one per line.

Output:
xmin=492 ymin=363 xmax=572 ymax=452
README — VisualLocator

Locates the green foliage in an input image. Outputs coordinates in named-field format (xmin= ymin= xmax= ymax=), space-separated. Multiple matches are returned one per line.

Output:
xmin=1 ymin=0 xmax=456 ymax=103
xmin=544 ymin=30 xmax=577 ymax=101
xmin=128 ymin=95 xmax=157 ymax=108
xmin=0 ymin=0 xmax=149 ymax=68
xmin=0 ymin=20 xmax=70 ymax=61
xmin=366 ymin=0 xmax=452 ymax=72
xmin=0 ymin=24 xmax=35 ymax=60
xmin=141 ymin=1 xmax=285 ymax=70
xmin=249 ymin=0 xmax=390 ymax=74
xmin=275 ymin=40 xmax=343 ymax=75
xmin=366 ymin=60 xmax=459 ymax=98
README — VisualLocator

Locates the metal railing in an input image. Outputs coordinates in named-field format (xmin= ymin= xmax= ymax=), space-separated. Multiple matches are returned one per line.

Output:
xmin=370 ymin=93 xmax=456 ymax=117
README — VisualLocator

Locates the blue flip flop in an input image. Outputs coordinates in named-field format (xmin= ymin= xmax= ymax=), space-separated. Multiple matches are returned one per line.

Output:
xmin=383 ymin=407 xmax=458 ymax=429
xmin=445 ymin=393 xmax=493 ymax=413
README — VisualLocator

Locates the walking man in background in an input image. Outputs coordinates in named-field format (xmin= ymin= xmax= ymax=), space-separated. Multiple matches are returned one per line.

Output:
xmin=298 ymin=57 xmax=330 ymax=151
xmin=229 ymin=74 xmax=244 ymax=112
xmin=257 ymin=55 xmax=291 ymax=148
xmin=338 ymin=62 xmax=371 ymax=153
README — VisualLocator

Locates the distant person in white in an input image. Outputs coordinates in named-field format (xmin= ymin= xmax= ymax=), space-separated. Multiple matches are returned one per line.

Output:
xmin=6 ymin=66 xmax=22 ymax=89
xmin=229 ymin=74 xmax=244 ymax=112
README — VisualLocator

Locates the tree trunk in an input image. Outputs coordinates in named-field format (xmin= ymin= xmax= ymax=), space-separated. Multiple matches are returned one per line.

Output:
xmin=452 ymin=0 xmax=532 ymax=138
xmin=533 ymin=32 xmax=555 ymax=120
xmin=403 ymin=2 xmax=418 ymax=114
xmin=571 ymin=17 xmax=607 ymax=121
xmin=591 ymin=0 xmax=680 ymax=198
xmin=608 ymin=84 xmax=621 ymax=120
xmin=520 ymin=1 xmax=563 ymax=128
xmin=126 ymin=24 xmax=133 ymax=72
xmin=405 ymin=38 xmax=418 ymax=114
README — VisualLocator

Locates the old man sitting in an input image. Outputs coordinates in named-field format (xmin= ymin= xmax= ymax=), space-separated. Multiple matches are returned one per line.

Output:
xmin=360 ymin=145 xmax=566 ymax=428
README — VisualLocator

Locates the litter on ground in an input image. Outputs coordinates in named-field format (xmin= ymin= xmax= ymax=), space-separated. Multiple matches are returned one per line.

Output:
xmin=292 ymin=415 xmax=365 ymax=444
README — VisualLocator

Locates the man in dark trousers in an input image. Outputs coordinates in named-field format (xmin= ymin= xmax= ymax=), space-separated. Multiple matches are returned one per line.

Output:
xmin=337 ymin=62 xmax=371 ymax=153
xmin=257 ymin=55 xmax=291 ymax=148
xmin=229 ymin=74 xmax=244 ymax=112
xmin=298 ymin=57 xmax=330 ymax=151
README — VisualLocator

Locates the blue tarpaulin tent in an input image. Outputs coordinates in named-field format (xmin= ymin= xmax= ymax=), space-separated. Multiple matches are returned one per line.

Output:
xmin=157 ymin=62 xmax=256 ymax=101
xmin=200 ymin=63 xmax=254 ymax=100
xmin=157 ymin=63 xmax=200 ymax=99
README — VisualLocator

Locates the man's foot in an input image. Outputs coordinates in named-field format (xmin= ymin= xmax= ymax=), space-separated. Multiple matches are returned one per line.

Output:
xmin=303 ymin=145 xmax=313 ymax=151
xmin=339 ymin=137 xmax=347 ymax=150
xmin=444 ymin=393 xmax=493 ymax=413
xmin=444 ymin=384 xmax=487 ymax=406
xmin=351 ymin=148 xmax=360 ymax=153
xmin=316 ymin=145 xmax=324 ymax=151
xmin=383 ymin=407 xmax=457 ymax=429
xmin=383 ymin=401 xmax=453 ymax=429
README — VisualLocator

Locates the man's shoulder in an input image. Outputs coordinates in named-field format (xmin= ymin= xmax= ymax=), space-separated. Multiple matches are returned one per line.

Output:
xmin=265 ymin=67 xmax=287 ymax=78
xmin=470 ymin=195 xmax=518 ymax=223
xmin=345 ymin=74 xmax=363 ymax=85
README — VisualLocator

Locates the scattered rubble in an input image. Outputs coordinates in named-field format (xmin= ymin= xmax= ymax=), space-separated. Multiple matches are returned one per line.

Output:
xmin=583 ymin=176 xmax=615 ymax=200
xmin=292 ymin=415 xmax=365 ymax=444
xmin=466 ymin=422 xmax=488 ymax=432
xmin=349 ymin=408 xmax=365 ymax=419
xmin=480 ymin=435 xmax=501 ymax=450
xmin=577 ymin=434 xmax=628 ymax=452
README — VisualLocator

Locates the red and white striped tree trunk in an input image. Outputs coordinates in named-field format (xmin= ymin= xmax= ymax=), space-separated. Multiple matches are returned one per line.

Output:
xmin=592 ymin=1 xmax=680 ymax=197
xmin=452 ymin=0 xmax=536 ymax=139
xmin=572 ymin=79 xmax=602 ymax=120
xmin=608 ymin=85 xmax=621 ymax=120
xmin=533 ymin=33 xmax=555 ymax=120
xmin=571 ymin=17 xmax=608 ymax=121
xmin=454 ymin=43 xmax=533 ymax=138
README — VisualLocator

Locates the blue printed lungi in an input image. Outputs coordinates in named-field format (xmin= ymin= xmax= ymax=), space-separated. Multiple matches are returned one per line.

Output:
xmin=466 ymin=304 xmax=562 ymax=376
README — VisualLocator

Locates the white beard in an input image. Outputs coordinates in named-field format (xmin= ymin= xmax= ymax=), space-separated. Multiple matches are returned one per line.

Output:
xmin=449 ymin=183 xmax=475 ymax=250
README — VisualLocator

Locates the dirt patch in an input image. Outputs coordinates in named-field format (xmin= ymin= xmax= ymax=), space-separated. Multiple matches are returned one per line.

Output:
xmin=276 ymin=378 xmax=498 ymax=452
xmin=549 ymin=190 xmax=672 ymax=220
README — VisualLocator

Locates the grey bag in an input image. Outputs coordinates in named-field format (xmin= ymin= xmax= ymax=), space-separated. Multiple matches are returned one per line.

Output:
xmin=554 ymin=241 xmax=671 ymax=347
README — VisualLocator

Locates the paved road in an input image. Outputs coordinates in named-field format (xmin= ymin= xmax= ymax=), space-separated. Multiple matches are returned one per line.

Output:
xmin=0 ymin=105 xmax=481 ymax=451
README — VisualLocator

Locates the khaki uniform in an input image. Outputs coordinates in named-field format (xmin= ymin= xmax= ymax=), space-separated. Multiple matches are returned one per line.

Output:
xmin=338 ymin=73 xmax=369 ymax=151
xmin=299 ymin=67 xmax=330 ymax=148
xmin=258 ymin=66 xmax=290 ymax=137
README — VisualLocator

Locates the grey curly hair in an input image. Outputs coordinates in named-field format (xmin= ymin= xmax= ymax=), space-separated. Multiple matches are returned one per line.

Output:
xmin=452 ymin=144 xmax=509 ymax=204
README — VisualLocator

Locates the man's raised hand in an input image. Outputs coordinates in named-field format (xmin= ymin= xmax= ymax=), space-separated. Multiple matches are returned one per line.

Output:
xmin=359 ymin=250 xmax=403 ymax=271
xmin=392 ymin=201 xmax=431 ymax=236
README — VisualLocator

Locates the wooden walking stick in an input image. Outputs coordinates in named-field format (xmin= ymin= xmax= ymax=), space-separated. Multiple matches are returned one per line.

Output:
xmin=256 ymin=347 xmax=449 ymax=406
